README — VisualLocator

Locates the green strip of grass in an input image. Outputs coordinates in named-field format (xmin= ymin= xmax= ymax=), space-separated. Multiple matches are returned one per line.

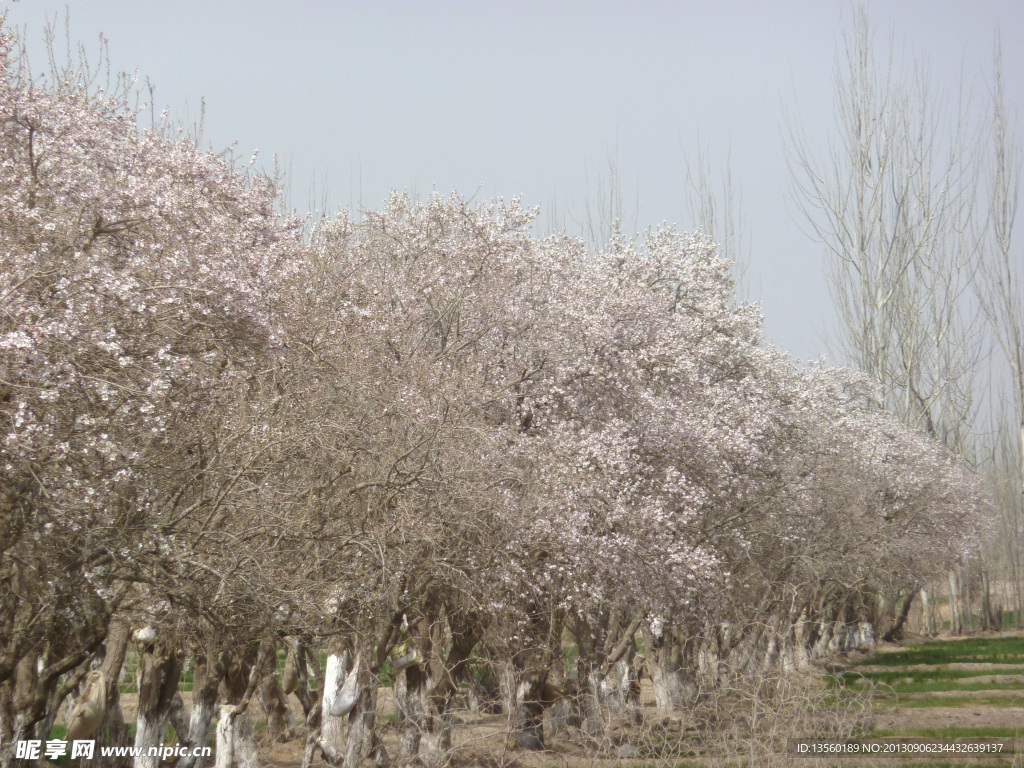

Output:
xmin=890 ymin=695 xmax=1024 ymax=708
xmin=837 ymin=666 xmax=1024 ymax=686
xmin=857 ymin=637 xmax=1024 ymax=667
xmin=845 ymin=679 xmax=1024 ymax=695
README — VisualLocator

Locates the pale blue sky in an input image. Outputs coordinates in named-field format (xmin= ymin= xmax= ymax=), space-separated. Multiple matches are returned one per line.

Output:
xmin=6 ymin=1 xmax=1022 ymax=362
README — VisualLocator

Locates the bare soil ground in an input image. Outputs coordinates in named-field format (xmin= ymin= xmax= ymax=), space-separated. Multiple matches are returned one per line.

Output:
xmin=116 ymin=682 xmax=689 ymax=768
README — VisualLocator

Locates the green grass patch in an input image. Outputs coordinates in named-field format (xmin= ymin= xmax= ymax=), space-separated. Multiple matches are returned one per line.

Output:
xmin=857 ymin=636 xmax=1024 ymax=667
xmin=846 ymin=678 xmax=1024 ymax=695
xmin=562 ymin=644 xmax=580 ymax=675
xmin=891 ymin=695 xmax=1024 ymax=708
xmin=837 ymin=666 xmax=1024 ymax=686
xmin=44 ymin=728 xmax=72 ymax=765
xmin=378 ymin=658 xmax=394 ymax=688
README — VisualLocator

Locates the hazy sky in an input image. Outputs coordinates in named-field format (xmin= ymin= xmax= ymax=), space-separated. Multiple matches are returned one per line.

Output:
xmin=6 ymin=1 xmax=1022 ymax=362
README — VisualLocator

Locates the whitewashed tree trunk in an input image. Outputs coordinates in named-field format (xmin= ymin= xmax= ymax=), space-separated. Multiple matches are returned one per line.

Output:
xmin=696 ymin=644 xmax=719 ymax=688
xmin=511 ymin=676 xmax=546 ymax=750
xmin=342 ymin=681 xmax=379 ymax=768
xmin=498 ymin=664 xmax=515 ymax=716
xmin=842 ymin=621 xmax=874 ymax=650
xmin=421 ymin=713 xmax=453 ymax=763
xmin=395 ymin=665 xmax=426 ymax=758
xmin=181 ymin=698 xmax=217 ymax=768
xmin=133 ymin=642 xmax=182 ymax=768
xmin=133 ymin=710 xmax=169 ymax=768
xmin=649 ymin=662 xmax=693 ymax=712
xmin=582 ymin=670 xmax=606 ymax=735
xmin=606 ymin=659 xmax=640 ymax=723
xmin=214 ymin=706 xmax=259 ymax=768
xmin=810 ymin=620 xmax=832 ymax=659
xmin=319 ymin=651 xmax=349 ymax=762
xmin=395 ymin=664 xmax=458 ymax=764
xmin=177 ymin=649 xmax=223 ymax=768
xmin=731 ymin=626 xmax=762 ymax=678
xmin=758 ymin=630 xmax=778 ymax=675
xmin=641 ymin=622 xmax=696 ymax=712
xmin=1 ymin=656 xmax=37 ymax=768
xmin=949 ymin=569 xmax=964 ymax=634
xmin=792 ymin=611 xmax=811 ymax=670
xmin=921 ymin=587 xmax=939 ymax=635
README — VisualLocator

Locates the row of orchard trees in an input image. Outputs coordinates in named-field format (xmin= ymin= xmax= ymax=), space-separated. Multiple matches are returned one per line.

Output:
xmin=0 ymin=14 xmax=986 ymax=768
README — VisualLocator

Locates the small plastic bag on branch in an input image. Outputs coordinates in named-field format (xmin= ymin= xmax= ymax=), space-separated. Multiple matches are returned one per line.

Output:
xmin=330 ymin=653 xmax=361 ymax=717
xmin=66 ymin=671 xmax=107 ymax=742
xmin=390 ymin=643 xmax=421 ymax=671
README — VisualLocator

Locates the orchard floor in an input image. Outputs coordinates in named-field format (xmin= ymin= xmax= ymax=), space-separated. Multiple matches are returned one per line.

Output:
xmin=107 ymin=633 xmax=1024 ymax=767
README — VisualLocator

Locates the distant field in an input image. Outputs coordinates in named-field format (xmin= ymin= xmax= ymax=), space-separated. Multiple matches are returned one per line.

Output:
xmin=833 ymin=634 xmax=1024 ymax=765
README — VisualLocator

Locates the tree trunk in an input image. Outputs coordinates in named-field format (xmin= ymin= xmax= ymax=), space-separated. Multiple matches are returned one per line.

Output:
xmin=286 ymin=640 xmax=315 ymax=717
xmin=1 ymin=648 xmax=103 ymax=768
xmin=0 ymin=713 xmax=31 ymax=768
xmin=395 ymin=664 xmax=455 ymax=763
xmin=981 ymin=571 xmax=997 ymax=631
xmin=0 ymin=679 xmax=13 ymax=751
xmin=395 ymin=664 xmax=426 ymax=758
xmin=511 ymin=674 xmax=546 ymax=750
xmin=581 ymin=668 xmax=605 ymax=736
xmin=790 ymin=610 xmax=811 ymax=671
xmin=94 ymin=620 xmax=132 ymax=768
xmin=882 ymin=590 xmax=918 ymax=642
xmin=604 ymin=658 xmax=641 ymax=724
xmin=342 ymin=675 xmax=380 ymax=768
xmin=810 ymin=619 xmax=832 ymax=660
xmin=178 ymin=649 xmax=225 ymax=768
xmin=498 ymin=664 xmax=515 ymax=717
xmin=259 ymin=651 xmax=291 ymax=743
xmin=544 ymin=656 xmax=578 ymax=739
xmin=319 ymin=649 xmax=350 ymax=763
xmin=920 ymin=588 xmax=938 ymax=636
xmin=949 ymin=569 xmax=964 ymax=635
xmin=214 ymin=705 xmax=259 ymax=768
xmin=642 ymin=623 xmax=696 ymax=711
xmin=212 ymin=645 xmax=262 ymax=768
xmin=133 ymin=642 xmax=183 ymax=768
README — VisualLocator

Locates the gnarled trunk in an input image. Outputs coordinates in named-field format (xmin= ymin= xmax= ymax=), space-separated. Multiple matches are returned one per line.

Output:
xmin=213 ymin=645 xmax=262 ymax=768
xmin=133 ymin=642 xmax=183 ymax=768
xmin=177 ymin=648 xmax=226 ymax=768
xmin=342 ymin=673 xmax=380 ymax=768
xmin=395 ymin=664 xmax=426 ymax=759
xmin=259 ymin=647 xmax=291 ymax=744
xmin=511 ymin=673 xmax=547 ymax=750
xmin=641 ymin=623 xmax=696 ymax=712
xmin=95 ymin=621 xmax=132 ymax=768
